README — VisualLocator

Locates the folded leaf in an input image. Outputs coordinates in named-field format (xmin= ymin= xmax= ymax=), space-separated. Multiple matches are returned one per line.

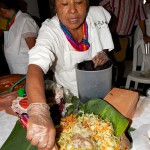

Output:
xmin=1 ymin=121 xmax=37 ymax=150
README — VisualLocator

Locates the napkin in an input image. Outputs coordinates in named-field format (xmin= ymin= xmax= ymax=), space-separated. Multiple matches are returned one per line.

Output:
xmin=0 ymin=110 xmax=18 ymax=148
xmin=131 ymin=96 xmax=150 ymax=129
xmin=130 ymin=124 xmax=150 ymax=150
xmin=130 ymin=96 xmax=150 ymax=150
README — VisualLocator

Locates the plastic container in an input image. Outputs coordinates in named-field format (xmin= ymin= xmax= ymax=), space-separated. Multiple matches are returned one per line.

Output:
xmin=75 ymin=61 xmax=112 ymax=103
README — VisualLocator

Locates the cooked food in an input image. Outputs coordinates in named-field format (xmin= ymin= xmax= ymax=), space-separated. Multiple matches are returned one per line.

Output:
xmin=56 ymin=113 xmax=121 ymax=150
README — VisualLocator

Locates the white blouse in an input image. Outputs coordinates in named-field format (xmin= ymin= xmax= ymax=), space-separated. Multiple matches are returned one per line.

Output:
xmin=4 ymin=10 xmax=39 ymax=74
xmin=29 ymin=6 xmax=114 ymax=96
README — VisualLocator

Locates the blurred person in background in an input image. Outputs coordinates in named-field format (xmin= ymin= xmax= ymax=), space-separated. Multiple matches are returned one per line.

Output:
xmin=99 ymin=0 xmax=150 ymax=86
xmin=133 ymin=0 xmax=150 ymax=94
xmin=0 ymin=0 xmax=39 ymax=74
xmin=134 ymin=0 xmax=150 ymax=48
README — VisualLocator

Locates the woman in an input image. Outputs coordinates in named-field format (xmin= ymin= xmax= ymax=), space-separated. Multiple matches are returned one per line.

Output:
xmin=26 ymin=0 xmax=114 ymax=149
xmin=0 ymin=0 xmax=39 ymax=74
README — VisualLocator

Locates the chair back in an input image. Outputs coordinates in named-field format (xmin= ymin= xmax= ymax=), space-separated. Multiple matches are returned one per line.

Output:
xmin=133 ymin=40 xmax=150 ymax=71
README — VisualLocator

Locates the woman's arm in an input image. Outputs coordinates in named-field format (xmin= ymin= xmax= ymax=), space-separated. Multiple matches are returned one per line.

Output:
xmin=138 ymin=20 xmax=146 ymax=36
xmin=26 ymin=64 xmax=46 ymax=104
xmin=26 ymin=64 xmax=58 ymax=150
xmin=25 ymin=37 xmax=36 ymax=49
xmin=139 ymin=19 xmax=150 ymax=43
xmin=22 ymin=17 xmax=39 ymax=49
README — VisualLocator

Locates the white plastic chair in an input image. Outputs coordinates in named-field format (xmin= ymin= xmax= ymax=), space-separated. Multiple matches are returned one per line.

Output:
xmin=125 ymin=40 xmax=150 ymax=90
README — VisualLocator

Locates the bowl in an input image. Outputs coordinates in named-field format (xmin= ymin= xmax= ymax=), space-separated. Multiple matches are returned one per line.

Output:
xmin=0 ymin=74 xmax=26 ymax=115
xmin=0 ymin=74 xmax=25 ymax=93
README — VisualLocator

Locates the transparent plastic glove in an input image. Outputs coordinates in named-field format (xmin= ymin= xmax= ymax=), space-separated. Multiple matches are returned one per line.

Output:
xmin=92 ymin=51 xmax=108 ymax=68
xmin=26 ymin=103 xmax=58 ymax=150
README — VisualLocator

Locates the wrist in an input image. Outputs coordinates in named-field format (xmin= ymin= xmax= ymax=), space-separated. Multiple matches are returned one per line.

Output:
xmin=98 ymin=51 xmax=107 ymax=56
xmin=27 ymin=103 xmax=50 ymax=116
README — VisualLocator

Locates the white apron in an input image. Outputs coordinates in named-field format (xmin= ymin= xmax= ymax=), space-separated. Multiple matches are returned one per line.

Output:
xmin=55 ymin=45 xmax=92 ymax=97
xmin=4 ymin=31 xmax=29 ymax=74
xmin=4 ymin=10 xmax=38 ymax=74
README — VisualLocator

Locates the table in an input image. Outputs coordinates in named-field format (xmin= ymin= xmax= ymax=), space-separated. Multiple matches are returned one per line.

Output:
xmin=0 ymin=96 xmax=150 ymax=149
xmin=130 ymin=96 xmax=150 ymax=150
xmin=0 ymin=110 xmax=18 ymax=148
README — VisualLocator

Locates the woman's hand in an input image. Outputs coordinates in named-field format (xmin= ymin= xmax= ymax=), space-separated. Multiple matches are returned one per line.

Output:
xmin=26 ymin=103 xmax=58 ymax=150
xmin=143 ymin=35 xmax=150 ymax=44
xmin=92 ymin=51 xmax=109 ymax=68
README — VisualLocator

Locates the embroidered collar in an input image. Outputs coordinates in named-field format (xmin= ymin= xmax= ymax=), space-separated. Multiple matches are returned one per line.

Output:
xmin=60 ymin=21 xmax=90 ymax=52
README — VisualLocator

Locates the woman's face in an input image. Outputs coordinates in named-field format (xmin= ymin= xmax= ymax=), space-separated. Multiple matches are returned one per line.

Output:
xmin=56 ymin=0 xmax=88 ymax=31
xmin=0 ymin=7 xmax=7 ymax=18
xmin=0 ymin=7 xmax=11 ymax=19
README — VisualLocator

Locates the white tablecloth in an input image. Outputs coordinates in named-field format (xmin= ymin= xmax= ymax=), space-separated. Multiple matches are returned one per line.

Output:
xmin=0 ymin=110 xmax=18 ymax=148
xmin=130 ymin=96 xmax=150 ymax=150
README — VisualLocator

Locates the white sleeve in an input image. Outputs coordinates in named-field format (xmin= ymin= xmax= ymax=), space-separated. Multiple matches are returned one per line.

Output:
xmin=22 ymin=18 xmax=39 ymax=38
xmin=28 ymin=20 xmax=56 ymax=74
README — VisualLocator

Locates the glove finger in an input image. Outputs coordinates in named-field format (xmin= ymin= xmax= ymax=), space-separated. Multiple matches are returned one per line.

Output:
xmin=52 ymin=144 xmax=59 ymax=150
xmin=97 ymin=55 xmax=108 ymax=66
xmin=28 ymin=124 xmax=48 ymax=147
xmin=30 ymin=133 xmax=41 ymax=146
xmin=26 ymin=123 xmax=34 ymax=141
xmin=44 ymin=128 xmax=56 ymax=150
xmin=38 ymin=132 xmax=49 ymax=149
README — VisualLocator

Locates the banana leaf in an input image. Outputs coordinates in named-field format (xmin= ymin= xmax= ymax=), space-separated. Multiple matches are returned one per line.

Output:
xmin=78 ymin=98 xmax=129 ymax=137
xmin=1 ymin=121 xmax=37 ymax=150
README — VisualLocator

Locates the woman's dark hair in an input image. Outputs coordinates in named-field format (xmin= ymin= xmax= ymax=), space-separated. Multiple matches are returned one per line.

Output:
xmin=0 ymin=0 xmax=20 ymax=11
xmin=52 ymin=0 xmax=89 ymax=14
xmin=52 ymin=0 xmax=89 ymax=8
